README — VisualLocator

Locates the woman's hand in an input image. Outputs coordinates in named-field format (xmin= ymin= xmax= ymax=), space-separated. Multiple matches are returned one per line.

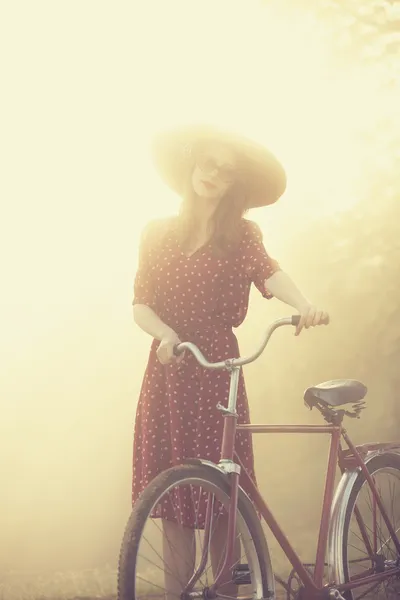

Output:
xmin=156 ymin=330 xmax=184 ymax=365
xmin=295 ymin=303 xmax=329 ymax=336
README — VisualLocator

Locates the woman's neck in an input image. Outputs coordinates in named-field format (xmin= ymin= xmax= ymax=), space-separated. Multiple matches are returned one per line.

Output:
xmin=192 ymin=194 xmax=220 ymax=231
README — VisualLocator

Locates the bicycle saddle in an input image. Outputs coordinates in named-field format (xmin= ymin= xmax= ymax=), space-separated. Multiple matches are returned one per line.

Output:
xmin=304 ymin=379 xmax=367 ymax=408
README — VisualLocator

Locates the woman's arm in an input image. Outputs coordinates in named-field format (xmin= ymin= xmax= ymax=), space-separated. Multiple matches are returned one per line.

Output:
xmin=133 ymin=304 xmax=183 ymax=364
xmin=133 ymin=304 xmax=176 ymax=341
xmin=264 ymin=271 xmax=310 ymax=311
xmin=265 ymin=271 xmax=329 ymax=336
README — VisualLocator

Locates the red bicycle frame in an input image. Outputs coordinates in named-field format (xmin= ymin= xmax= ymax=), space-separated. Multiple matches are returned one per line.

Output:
xmin=175 ymin=319 xmax=400 ymax=597
xmin=213 ymin=402 xmax=400 ymax=596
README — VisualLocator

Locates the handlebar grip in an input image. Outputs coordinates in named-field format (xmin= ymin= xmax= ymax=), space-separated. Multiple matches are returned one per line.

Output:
xmin=291 ymin=314 xmax=330 ymax=326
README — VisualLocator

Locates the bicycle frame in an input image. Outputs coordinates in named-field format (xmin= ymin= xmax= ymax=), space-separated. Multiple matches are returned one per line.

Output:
xmin=213 ymin=375 xmax=400 ymax=596
xmin=175 ymin=318 xmax=400 ymax=597
xmin=234 ymin=421 xmax=341 ymax=592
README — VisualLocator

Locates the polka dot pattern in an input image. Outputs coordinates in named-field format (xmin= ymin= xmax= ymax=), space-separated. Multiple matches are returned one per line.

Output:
xmin=131 ymin=218 xmax=280 ymax=527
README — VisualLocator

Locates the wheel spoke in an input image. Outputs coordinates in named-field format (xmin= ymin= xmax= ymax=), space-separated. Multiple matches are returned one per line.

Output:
xmin=342 ymin=456 xmax=400 ymax=600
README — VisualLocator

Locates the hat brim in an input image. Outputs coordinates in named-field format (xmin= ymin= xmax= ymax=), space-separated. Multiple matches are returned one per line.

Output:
xmin=151 ymin=125 xmax=287 ymax=208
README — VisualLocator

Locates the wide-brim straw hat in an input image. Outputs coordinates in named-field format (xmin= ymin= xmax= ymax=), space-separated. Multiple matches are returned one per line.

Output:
xmin=151 ymin=124 xmax=287 ymax=208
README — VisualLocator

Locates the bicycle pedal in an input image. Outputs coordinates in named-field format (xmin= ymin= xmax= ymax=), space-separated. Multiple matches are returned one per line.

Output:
xmin=232 ymin=563 xmax=251 ymax=585
xmin=328 ymin=589 xmax=346 ymax=600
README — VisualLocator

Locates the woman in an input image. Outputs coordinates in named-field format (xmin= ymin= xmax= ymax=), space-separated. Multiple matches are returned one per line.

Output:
xmin=131 ymin=125 xmax=329 ymax=596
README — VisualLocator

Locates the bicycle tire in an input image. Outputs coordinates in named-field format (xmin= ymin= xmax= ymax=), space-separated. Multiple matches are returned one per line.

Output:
xmin=118 ymin=462 xmax=274 ymax=600
xmin=341 ymin=453 xmax=400 ymax=600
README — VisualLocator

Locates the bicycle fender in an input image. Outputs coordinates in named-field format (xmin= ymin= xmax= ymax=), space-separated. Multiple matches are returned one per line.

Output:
xmin=183 ymin=458 xmax=253 ymax=503
xmin=327 ymin=448 xmax=400 ymax=585
xmin=184 ymin=458 xmax=228 ymax=475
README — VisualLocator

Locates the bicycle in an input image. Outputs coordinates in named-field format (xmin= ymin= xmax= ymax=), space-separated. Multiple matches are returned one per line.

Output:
xmin=118 ymin=316 xmax=400 ymax=600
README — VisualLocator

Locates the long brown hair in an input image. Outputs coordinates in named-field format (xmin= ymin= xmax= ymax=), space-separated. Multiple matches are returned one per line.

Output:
xmin=175 ymin=171 xmax=249 ymax=257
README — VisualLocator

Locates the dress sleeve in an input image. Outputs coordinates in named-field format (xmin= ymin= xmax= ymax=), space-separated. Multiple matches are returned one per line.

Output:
xmin=132 ymin=221 xmax=158 ymax=309
xmin=243 ymin=220 xmax=281 ymax=299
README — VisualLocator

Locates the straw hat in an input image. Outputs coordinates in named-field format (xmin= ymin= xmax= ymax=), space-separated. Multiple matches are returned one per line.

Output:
xmin=151 ymin=124 xmax=287 ymax=208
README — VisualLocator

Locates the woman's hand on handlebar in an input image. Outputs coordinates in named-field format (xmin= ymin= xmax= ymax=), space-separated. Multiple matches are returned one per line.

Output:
xmin=294 ymin=303 xmax=330 ymax=336
xmin=156 ymin=330 xmax=184 ymax=365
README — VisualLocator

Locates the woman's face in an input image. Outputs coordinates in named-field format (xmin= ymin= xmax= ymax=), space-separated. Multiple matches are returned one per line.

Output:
xmin=191 ymin=142 xmax=238 ymax=201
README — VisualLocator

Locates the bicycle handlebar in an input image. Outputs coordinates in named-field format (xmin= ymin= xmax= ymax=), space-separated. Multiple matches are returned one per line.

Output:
xmin=173 ymin=314 xmax=329 ymax=370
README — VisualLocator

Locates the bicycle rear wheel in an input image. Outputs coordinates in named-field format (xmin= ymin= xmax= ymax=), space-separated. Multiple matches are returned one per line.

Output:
xmin=118 ymin=462 xmax=274 ymax=600
xmin=340 ymin=454 xmax=400 ymax=600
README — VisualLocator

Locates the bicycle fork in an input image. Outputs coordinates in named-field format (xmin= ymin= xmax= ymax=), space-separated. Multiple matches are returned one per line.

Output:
xmin=185 ymin=367 xmax=242 ymax=597
xmin=183 ymin=471 xmax=240 ymax=597
xmin=211 ymin=366 xmax=242 ymax=591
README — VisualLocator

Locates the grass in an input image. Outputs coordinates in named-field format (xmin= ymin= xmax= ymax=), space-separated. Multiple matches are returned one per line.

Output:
xmin=0 ymin=565 xmax=289 ymax=600
xmin=0 ymin=566 xmax=117 ymax=600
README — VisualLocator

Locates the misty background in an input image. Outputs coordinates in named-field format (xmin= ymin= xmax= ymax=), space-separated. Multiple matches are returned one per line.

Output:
xmin=1 ymin=0 xmax=400 ymax=598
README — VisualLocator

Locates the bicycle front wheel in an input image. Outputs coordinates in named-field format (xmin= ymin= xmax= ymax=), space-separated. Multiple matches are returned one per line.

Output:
xmin=339 ymin=453 xmax=400 ymax=600
xmin=118 ymin=462 xmax=274 ymax=600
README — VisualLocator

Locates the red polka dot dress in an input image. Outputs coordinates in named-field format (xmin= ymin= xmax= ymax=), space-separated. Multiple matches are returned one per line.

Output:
xmin=131 ymin=217 xmax=280 ymax=527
